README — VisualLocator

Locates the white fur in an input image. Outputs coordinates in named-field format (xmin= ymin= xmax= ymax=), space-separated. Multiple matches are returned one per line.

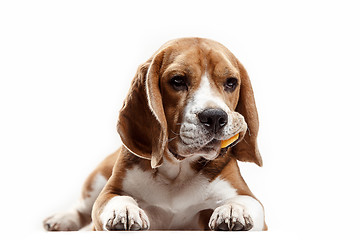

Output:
xmin=77 ymin=173 xmax=107 ymax=214
xmin=44 ymin=173 xmax=107 ymax=231
xmin=209 ymin=195 xmax=265 ymax=231
xmin=233 ymin=195 xmax=265 ymax=231
xmin=111 ymin=157 xmax=264 ymax=230
xmin=178 ymin=74 xmax=246 ymax=159
xmin=43 ymin=209 xmax=83 ymax=231
xmin=100 ymin=196 xmax=150 ymax=230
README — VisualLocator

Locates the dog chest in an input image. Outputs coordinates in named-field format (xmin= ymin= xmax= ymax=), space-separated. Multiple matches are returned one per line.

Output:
xmin=121 ymin=165 xmax=209 ymax=211
xmin=121 ymin=164 xmax=238 ymax=212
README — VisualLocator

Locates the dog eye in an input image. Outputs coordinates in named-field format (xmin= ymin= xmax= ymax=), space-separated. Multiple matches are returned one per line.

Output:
xmin=224 ymin=77 xmax=238 ymax=92
xmin=170 ymin=76 xmax=188 ymax=91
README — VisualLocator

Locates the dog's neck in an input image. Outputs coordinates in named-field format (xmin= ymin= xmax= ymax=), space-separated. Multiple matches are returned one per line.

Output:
xmin=156 ymin=149 xmax=201 ymax=183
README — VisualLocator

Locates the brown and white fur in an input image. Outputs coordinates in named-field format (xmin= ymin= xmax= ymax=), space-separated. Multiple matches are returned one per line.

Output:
xmin=43 ymin=38 xmax=267 ymax=231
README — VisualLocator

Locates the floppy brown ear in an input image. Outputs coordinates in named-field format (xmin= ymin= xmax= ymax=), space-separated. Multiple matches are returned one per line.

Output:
xmin=117 ymin=51 xmax=168 ymax=168
xmin=230 ymin=60 xmax=263 ymax=167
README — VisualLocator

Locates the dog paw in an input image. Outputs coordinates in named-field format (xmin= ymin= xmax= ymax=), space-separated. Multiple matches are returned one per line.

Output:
xmin=100 ymin=197 xmax=150 ymax=231
xmin=209 ymin=203 xmax=253 ymax=231
xmin=43 ymin=211 xmax=82 ymax=231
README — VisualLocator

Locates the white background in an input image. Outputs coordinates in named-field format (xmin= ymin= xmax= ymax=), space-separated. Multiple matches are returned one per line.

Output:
xmin=1 ymin=0 xmax=359 ymax=239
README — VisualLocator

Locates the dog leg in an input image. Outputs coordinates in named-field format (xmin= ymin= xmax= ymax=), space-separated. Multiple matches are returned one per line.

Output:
xmin=43 ymin=171 xmax=107 ymax=231
xmin=43 ymin=149 xmax=119 ymax=231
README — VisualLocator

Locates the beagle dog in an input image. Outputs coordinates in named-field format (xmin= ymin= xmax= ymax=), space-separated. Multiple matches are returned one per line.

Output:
xmin=43 ymin=38 xmax=266 ymax=231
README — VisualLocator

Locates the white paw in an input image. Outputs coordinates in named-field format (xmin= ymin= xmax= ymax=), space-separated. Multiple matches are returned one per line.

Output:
xmin=100 ymin=196 xmax=150 ymax=231
xmin=43 ymin=211 xmax=82 ymax=231
xmin=209 ymin=203 xmax=253 ymax=231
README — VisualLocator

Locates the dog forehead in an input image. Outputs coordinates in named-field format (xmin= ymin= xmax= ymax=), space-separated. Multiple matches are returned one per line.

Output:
xmin=160 ymin=40 xmax=239 ymax=80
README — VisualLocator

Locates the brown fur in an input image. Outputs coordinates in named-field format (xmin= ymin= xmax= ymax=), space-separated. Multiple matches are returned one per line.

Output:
xmin=45 ymin=38 xmax=266 ymax=231
xmin=92 ymin=38 xmax=265 ymax=230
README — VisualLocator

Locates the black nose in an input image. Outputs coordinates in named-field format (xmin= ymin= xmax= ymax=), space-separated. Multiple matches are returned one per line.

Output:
xmin=198 ymin=109 xmax=228 ymax=134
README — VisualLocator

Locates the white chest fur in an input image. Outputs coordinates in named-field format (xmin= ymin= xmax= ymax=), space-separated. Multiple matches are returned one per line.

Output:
xmin=121 ymin=158 xmax=238 ymax=229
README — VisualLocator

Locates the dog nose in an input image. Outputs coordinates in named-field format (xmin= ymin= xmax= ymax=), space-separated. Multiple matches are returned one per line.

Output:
xmin=198 ymin=109 xmax=228 ymax=133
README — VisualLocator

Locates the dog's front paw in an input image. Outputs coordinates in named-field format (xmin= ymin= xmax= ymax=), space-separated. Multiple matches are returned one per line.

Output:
xmin=100 ymin=196 xmax=149 ymax=231
xmin=209 ymin=203 xmax=253 ymax=231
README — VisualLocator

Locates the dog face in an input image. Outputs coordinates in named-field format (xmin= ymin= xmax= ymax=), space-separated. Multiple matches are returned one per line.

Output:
xmin=118 ymin=38 xmax=262 ymax=168
xmin=158 ymin=41 xmax=247 ymax=160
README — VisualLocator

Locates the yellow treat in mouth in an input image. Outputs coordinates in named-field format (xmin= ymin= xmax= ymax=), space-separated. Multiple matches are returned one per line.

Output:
xmin=221 ymin=133 xmax=240 ymax=148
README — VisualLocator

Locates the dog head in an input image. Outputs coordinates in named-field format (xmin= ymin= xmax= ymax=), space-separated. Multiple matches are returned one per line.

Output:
xmin=117 ymin=38 xmax=262 ymax=168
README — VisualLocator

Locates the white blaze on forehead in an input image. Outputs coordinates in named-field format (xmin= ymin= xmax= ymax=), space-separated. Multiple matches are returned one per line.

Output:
xmin=188 ymin=74 xmax=230 ymax=114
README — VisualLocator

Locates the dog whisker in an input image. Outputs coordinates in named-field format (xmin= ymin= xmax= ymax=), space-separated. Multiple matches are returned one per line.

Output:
xmin=170 ymin=129 xmax=180 ymax=136
xmin=247 ymin=128 xmax=251 ymax=136
xmin=167 ymin=136 xmax=177 ymax=143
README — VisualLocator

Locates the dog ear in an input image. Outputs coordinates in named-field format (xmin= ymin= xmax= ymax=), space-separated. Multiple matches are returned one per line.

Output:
xmin=230 ymin=60 xmax=263 ymax=167
xmin=117 ymin=51 xmax=168 ymax=168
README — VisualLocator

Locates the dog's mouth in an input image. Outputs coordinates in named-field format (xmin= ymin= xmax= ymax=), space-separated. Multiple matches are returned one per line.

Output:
xmin=168 ymin=147 xmax=186 ymax=160
xmin=169 ymin=138 xmax=223 ymax=160
xmin=169 ymin=131 xmax=245 ymax=161
xmin=202 ymin=138 xmax=221 ymax=149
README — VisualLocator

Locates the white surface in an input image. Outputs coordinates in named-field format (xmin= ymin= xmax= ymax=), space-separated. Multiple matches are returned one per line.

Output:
xmin=1 ymin=0 xmax=360 ymax=239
